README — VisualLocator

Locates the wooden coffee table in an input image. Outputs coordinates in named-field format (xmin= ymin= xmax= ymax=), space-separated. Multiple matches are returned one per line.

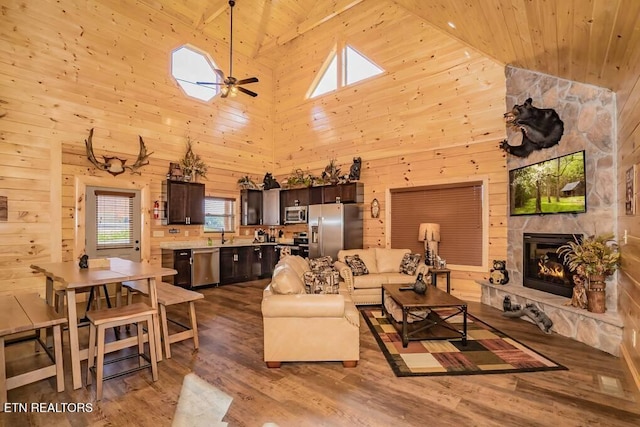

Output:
xmin=381 ymin=283 xmax=468 ymax=348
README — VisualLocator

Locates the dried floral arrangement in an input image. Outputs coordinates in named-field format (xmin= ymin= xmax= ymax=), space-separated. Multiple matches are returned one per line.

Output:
xmin=180 ymin=139 xmax=208 ymax=180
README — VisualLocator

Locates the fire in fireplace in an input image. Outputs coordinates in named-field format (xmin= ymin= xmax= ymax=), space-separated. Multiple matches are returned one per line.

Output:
xmin=523 ymin=233 xmax=581 ymax=298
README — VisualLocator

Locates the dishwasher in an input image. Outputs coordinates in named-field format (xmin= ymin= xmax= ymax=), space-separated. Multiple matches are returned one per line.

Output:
xmin=191 ymin=247 xmax=220 ymax=288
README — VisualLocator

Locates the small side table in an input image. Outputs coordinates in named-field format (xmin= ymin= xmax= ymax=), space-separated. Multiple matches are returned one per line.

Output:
xmin=429 ymin=268 xmax=451 ymax=293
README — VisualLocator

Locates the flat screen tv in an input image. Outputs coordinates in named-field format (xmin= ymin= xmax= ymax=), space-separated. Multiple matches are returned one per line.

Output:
xmin=509 ymin=150 xmax=586 ymax=216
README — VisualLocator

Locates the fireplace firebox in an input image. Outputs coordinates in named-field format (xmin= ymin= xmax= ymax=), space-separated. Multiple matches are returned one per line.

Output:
xmin=523 ymin=233 xmax=582 ymax=298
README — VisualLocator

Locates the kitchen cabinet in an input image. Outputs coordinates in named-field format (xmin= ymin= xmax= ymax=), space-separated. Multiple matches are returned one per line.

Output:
xmin=164 ymin=180 xmax=205 ymax=225
xmin=162 ymin=249 xmax=192 ymax=288
xmin=262 ymin=189 xmax=281 ymax=225
xmin=323 ymin=182 xmax=364 ymax=203
xmin=240 ymin=189 xmax=263 ymax=225
xmin=260 ymin=245 xmax=279 ymax=278
xmin=220 ymin=246 xmax=252 ymax=285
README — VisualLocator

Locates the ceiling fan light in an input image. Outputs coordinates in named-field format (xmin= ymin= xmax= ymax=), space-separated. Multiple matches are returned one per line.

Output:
xmin=230 ymin=85 xmax=238 ymax=96
xmin=221 ymin=86 xmax=229 ymax=96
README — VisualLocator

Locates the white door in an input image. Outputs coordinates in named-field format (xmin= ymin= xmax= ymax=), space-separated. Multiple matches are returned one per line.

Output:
xmin=85 ymin=186 xmax=141 ymax=261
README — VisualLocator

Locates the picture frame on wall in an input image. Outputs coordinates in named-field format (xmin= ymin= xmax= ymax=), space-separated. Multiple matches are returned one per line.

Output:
xmin=625 ymin=165 xmax=635 ymax=215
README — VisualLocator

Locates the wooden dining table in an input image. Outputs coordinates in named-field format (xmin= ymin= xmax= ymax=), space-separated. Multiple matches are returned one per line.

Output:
xmin=30 ymin=258 xmax=176 ymax=390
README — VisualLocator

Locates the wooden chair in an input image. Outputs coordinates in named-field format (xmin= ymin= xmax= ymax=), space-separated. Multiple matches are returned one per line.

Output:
xmin=0 ymin=293 xmax=67 ymax=404
xmin=85 ymin=302 xmax=158 ymax=401
xmin=122 ymin=280 xmax=203 ymax=359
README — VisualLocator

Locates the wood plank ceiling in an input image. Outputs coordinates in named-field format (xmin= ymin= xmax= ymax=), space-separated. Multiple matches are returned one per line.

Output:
xmin=137 ymin=0 xmax=640 ymax=92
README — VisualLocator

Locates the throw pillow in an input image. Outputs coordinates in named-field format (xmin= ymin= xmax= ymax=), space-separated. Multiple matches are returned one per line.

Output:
xmin=303 ymin=268 xmax=340 ymax=294
xmin=345 ymin=254 xmax=369 ymax=276
xmin=308 ymin=256 xmax=333 ymax=272
xmin=399 ymin=253 xmax=421 ymax=275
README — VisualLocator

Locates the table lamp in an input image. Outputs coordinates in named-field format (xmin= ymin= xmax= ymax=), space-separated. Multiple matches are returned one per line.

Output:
xmin=418 ymin=223 xmax=440 ymax=266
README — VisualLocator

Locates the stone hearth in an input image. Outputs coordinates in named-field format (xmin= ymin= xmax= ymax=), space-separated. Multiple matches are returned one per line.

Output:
xmin=479 ymin=281 xmax=623 ymax=356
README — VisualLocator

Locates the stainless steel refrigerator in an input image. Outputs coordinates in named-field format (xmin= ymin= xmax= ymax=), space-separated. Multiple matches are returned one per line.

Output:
xmin=308 ymin=204 xmax=363 ymax=260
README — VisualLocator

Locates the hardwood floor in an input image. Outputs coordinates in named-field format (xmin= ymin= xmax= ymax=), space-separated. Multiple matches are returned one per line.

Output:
xmin=2 ymin=279 xmax=639 ymax=427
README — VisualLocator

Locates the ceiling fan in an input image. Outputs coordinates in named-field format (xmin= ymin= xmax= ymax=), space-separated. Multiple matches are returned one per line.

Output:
xmin=197 ymin=0 xmax=258 ymax=98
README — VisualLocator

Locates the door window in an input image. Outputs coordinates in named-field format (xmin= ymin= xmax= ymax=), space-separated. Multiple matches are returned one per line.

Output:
xmin=86 ymin=187 xmax=141 ymax=261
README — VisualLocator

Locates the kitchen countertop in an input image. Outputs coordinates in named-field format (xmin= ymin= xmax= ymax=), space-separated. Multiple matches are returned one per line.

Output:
xmin=160 ymin=239 xmax=293 ymax=250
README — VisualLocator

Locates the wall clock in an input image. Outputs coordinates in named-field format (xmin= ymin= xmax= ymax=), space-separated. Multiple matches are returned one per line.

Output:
xmin=371 ymin=198 xmax=380 ymax=218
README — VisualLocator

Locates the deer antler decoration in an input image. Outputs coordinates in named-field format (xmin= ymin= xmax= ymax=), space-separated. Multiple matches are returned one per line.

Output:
xmin=85 ymin=128 xmax=153 ymax=176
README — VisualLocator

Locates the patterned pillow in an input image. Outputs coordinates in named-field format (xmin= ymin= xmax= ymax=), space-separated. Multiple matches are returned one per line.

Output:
xmin=308 ymin=256 xmax=333 ymax=272
xmin=399 ymin=253 xmax=421 ymax=275
xmin=303 ymin=268 xmax=340 ymax=294
xmin=345 ymin=255 xmax=369 ymax=276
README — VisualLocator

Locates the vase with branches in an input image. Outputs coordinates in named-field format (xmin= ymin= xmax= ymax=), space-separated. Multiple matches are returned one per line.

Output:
xmin=557 ymin=233 xmax=620 ymax=313
xmin=180 ymin=139 xmax=208 ymax=181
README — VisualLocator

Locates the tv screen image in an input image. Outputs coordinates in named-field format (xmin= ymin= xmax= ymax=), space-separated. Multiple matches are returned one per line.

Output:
xmin=509 ymin=150 xmax=586 ymax=216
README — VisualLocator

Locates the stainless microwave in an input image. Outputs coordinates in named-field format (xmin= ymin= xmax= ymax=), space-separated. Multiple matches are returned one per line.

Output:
xmin=284 ymin=206 xmax=307 ymax=224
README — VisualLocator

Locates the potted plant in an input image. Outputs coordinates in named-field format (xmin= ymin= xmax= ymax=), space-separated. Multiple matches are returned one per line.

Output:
xmin=557 ymin=233 xmax=620 ymax=313
xmin=180 ymin=139 xmax=208 ymax=182
xmin=283 ymin=169 xmax=311 ymax=188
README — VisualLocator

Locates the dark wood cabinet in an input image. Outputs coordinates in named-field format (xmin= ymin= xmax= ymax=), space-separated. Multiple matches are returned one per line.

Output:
xmin=241 ymin=189 xmax=263 ymax=225
xmin=309 ymin=186 xmax=324 ymax=205
xmin=220 ymin=246 xmax=252 ymax=285
xmin=260 ymin=245 xmax=279 ymax=278
xmin=164 ymin=180 xmax=205 ymax=225
xmin=162 ymin=249 xmax=192 ymax=288
xmin=294 ymin=183 xmax=364 ymax=205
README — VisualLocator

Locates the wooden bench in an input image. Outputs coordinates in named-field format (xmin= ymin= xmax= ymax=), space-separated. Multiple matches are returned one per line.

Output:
xmin=122 ymin=281 xmax=204 ymax=359
xmin=0 ymin=293 xmax=67 ymax=404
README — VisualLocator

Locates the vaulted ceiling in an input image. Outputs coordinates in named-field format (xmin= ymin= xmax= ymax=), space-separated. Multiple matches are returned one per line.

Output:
xmin=138 ymin=0 xmax=640 ymax=92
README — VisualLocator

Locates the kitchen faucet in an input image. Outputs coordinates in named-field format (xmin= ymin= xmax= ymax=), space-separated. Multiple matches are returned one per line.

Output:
xmin=221 ymin=229 xmax=226 ymax=244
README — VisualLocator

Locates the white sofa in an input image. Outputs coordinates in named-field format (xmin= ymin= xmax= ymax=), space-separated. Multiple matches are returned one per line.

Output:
xmin=334 ymin=248 xmax=429 ymax=305
xmin=261 ymin=255 xmax=360 ymax=367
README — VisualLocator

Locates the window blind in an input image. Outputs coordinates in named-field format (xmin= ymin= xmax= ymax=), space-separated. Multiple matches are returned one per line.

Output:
xmin=95 ymin=191 xmax=134 ymax=249
xmin=204 ymin=197 xmax=236 ymax=232
xmin=390 ymin=182 xmax=483 ymax=266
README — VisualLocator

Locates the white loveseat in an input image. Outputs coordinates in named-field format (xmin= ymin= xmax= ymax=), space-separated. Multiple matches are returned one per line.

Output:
xmin=334 ymin=248 xmax=429 ymax=305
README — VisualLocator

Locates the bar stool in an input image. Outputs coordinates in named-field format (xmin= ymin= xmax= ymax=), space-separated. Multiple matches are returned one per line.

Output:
xmin=85 ymin=302 xmax=158 ymax=401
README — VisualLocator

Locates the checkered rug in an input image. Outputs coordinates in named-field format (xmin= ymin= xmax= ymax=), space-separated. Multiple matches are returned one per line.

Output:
xmin=361 ymin=308 xmax=567 ymax=377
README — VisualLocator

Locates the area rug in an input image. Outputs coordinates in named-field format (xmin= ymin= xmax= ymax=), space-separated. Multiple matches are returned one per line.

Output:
xmin=361 ymin=308 xmax=567 ymax=377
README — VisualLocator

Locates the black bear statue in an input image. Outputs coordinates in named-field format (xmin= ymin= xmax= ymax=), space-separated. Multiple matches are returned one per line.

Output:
xmin=262 ymin=173 xmax=280 ymax=190
xmin=489 ymin=260 xmax=509 ymax=285
xmin=348 ymin=157 xmax=362 ymax=181
xmin=500 ymin=98 xmax=564 ymax=158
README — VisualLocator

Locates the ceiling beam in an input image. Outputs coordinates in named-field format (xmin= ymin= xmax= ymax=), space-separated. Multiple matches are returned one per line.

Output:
xmin=195 ymin=0 xmax=228 ymax=30
xmin=257 ymin=0 xmax=364 ymax=56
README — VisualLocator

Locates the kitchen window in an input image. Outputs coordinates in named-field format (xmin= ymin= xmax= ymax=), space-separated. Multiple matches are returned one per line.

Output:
xmin=204 ymin=197 xmax=235 ymax=233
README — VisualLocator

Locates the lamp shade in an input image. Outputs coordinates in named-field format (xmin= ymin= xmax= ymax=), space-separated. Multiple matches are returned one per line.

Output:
xmin=418 ymin=223 xmax=440 ymax=242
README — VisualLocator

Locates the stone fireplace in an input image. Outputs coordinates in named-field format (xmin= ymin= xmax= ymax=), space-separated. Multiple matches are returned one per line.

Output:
xmin=479 ymin=66 xmax=623 ymax=356
xmin=523 ymin=233 xmax=579 ymax=298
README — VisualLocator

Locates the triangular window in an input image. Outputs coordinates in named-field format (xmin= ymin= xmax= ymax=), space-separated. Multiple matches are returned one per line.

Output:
xmin=309 ymin=44 xmax=383 ymax=99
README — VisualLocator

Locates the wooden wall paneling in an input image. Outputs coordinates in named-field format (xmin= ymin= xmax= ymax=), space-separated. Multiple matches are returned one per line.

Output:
xmin=616 ymin=42 xmax=640 ymax=388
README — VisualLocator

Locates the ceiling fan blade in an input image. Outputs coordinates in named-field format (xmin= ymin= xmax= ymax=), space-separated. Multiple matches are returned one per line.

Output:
xmin=236 ymin=77 xmax=259 ymax=85
xmin=196 ymin=81 xmax=224 ymax=85
xmin=237 ymin=86 xmax=258 ymax=97
xmin=214 ymin=68 xmax=226 ymax=80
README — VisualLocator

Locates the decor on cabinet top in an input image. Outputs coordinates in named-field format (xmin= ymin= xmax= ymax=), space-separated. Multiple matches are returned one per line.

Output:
xmin=262 ymin=173 xmax=281 ymax=190
xmin=179 ymin=139 xmax=208 ymax=181
xmin=84 ymin=128 xmax=153 ymax=176
xmin=500 ymin=98 xmax=564 ymax=158
xmin=237 ymin=175 xmax=259 ymax=190
xmin=283 ymin=169 xmax=312 ymax=189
